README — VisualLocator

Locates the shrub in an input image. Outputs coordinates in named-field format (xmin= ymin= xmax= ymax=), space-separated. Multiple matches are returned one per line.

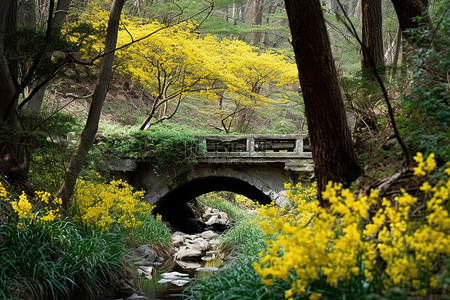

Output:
xmin=400 ymin=0 xmax=450 ymax=162
xmin=71 ymin=177 xmax=154 ymax=231
xmin=72 ymin=176 xmax=171 ymax=247
xmin=253 ymin=153 xmax=450 ymax=299
xmin=94 ymin=123 xmax=205 ymax=173
xmin=1 ymin=184 xmax=62 ymax=228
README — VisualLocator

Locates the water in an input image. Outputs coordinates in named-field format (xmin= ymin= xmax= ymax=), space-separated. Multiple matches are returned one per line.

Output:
xmin=139 ymin=250 xmax=223 ymax=299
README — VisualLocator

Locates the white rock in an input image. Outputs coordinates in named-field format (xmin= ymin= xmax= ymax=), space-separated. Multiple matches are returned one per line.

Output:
xmin=205 ymin=215 xmax=218 ymax=225
xmin=125 ymin=293 xmax=148 ymax=300
xmin=174 ymin=247 xmax=203 ymax=261
xmin=138 ymin=266 xmax=154 ymax=278
xmin=171 ymin=234 xmax=184 ymax=245
xmin=157 ymin=278 xmax=173 ymax=284
xmin=176 ymin=261 xmax=202 ymax=269
xmin=209 ymin=239 xmax=220 ymax=245
xmin=196 ymin=267 xmax=219 ymax=272
xmin=161 ymin=271 xmax=190 ymax=278
xmin=171 ymin=279 xmax=190 ymax=287
xmin=201 ymin=230 xmax=217 ymax=240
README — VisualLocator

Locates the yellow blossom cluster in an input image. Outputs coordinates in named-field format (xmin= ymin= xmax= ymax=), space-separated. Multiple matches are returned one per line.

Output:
xmin=0 ymin=182 xmax=8 ymax=202
xmin=253 ymin=153 xmax=450 ymax=299
xmin=3 ymin=188 xmax=62 ymax=229
xmin=73 ymin=178 xmax=154 ymax=231
xmin=235 ymin=194 xmax=258 ymax=209
xmin=69 ymin=3 xmax=298 ymax=125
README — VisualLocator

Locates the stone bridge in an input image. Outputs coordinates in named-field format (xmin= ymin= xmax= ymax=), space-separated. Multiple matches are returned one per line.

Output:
xmin=110 ymin=134 xmax=313 ymax=227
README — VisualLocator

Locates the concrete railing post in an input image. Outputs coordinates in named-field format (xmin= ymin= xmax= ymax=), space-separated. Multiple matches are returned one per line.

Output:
xmin=247 ymin=137 xmax=255 ymax=153
xmin=295 ymin=138 xmax=303 ymax=154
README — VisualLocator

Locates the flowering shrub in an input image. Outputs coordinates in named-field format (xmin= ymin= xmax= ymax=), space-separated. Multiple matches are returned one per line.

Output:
xmin=253 ymin=153 xmax=450 ymax=299
xmin=0 ymin=183 xmax=62 ymax=229
xmin=0 ymin=182 xmax=8 ymax=202
xmin=235 ymin=194 xmax=259 ymax=209
xmin=72 ymin=178 xmax=154 ymax=231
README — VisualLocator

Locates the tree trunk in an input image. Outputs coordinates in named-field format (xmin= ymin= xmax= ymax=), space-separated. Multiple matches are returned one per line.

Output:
xmin=361 ymin=0 xmax=384 ymax=71
xmin=0 ymin=0 xmax=17 ymax=125
xmin=284 ymin=0 xmax=362 ymax=205
xmin=18 ymin=0 xmax=36 ymax=27
xmin=232 ymin=3 xmax=238 ymax=25
xmin=390 ymin=0 xmax=428 ymax=35
xmin=250 ymin=0 xmax=263 ymax=45
xmin=390 ymin=23 xmax=402 ymax=77
xmin=56 ymin=0 xmax=125 ymax=206
xmin=0 ymin=0 xmax=30 ymax=188
xmin=22 ymin=0 xmax=72 ymax=116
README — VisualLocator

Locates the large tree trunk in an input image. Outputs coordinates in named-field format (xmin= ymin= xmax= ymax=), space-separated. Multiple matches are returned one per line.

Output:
xmin=0 ymin=0 xmax=17 ymax=125
xmin=56 ymin=0 xmax=125 ymax=206
xmin=0 ymin=0 xmax=30 ymax=188
xmin=284 ymin=0 xmax=362 ymax=205
xmin=390 ymin=0 xmax=428 ymax=35
xmin=361 ymin=0 xmax=384 ymax=71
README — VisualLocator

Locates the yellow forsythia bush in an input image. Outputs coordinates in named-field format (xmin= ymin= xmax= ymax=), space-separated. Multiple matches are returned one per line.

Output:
xmin=72 ymin=178 xmax=154 ymax=231
xmin=253 ymin=153 xmax=450 ymax=299
xmin=0 ymin=183 xmax=62 ymax=229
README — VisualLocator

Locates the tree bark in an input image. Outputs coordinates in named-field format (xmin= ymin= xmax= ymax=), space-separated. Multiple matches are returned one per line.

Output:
xmin=0 ymin=0 xmax=17 ymax=125
xmin=284 ymin=0 xmax=362 ymax=205
xmin=250 ymin=0 xmax=263 ymax=45
xmin=361 ymin=0 xmax=384 ymax=71
xmin=391 ymin=23 xmax=402 ymax=76
xmin=0 ymin=0 xmax=31 ymax=187
xmin=390 ymin=0 xmax=428 ymax=35
xmin=22 ymin=0 xmax=72 ymax=116
xmin=56 ymin=0 xmax=125 ymax=206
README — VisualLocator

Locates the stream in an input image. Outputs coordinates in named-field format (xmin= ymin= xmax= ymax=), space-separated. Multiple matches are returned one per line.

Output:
xmin=121 ymin=206 xmax=231 ymax=300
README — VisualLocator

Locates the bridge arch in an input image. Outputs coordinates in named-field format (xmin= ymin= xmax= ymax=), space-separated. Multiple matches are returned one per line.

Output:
xmin=152 ymin=175 xmax=272 ymax=229
xmin=138 ymin=163 xmax=296 ymax=208
xmin=110 ymin=134 xmax=314 ymax=230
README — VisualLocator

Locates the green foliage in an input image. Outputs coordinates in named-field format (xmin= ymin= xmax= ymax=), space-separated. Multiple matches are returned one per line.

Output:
xmin=0 ymin=220 xmax=123 ymax=299
xmin=184 ymin=256 xmax=291 ymax=300
xmin=197 ymin=192 xmax=250 ymax=222
xmin=28 ymin=112 xmax=82 ymax=193
xmin=94 ymin=124 xmax=206 ymax=173
xmin=197 ymin=192 xmax=268 ymax=257
xmin=218 ymin=220 xmax=267 ymax=258
xmin=121 ymin=214 xmax=171 ymax=248
xmin=400 ymin=0 xmax=450 ymax=162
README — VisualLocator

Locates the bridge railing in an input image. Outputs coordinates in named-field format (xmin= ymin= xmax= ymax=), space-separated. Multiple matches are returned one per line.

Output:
xmin=196 ymin=134 xmax=312 ymax=160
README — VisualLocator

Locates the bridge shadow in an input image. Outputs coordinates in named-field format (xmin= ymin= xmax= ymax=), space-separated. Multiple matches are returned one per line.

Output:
xmin=153 ymin=176 xmax=272 ymax=233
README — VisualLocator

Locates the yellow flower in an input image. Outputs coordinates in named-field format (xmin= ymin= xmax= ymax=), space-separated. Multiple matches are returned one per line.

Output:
xmin=0 ymin=182 xmax=9 ymax=202
xmin=12 ymin=192 xmax=33 ymax=219
xmin=420 ymin=181 xmax=432 ymax=193
xmin=17 ymin=222 xmax=25 ymax=230
xmin=309 ymin=292 xmax=322 ymax=300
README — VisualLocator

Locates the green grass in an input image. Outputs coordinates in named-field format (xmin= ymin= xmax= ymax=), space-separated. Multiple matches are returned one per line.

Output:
xmin=197 ymin=192 xmax=269 ymax=257
xmin=218 ymin=220 xmax=268 ymax=258
xmin=197 ymin=192 xmax=252 ymax=223
xmin=121 ymin=214 xmax=171 ymax=248
xmin=185 ymin=192 xmax=281 ymax=299
xmin=183 ymin=256 xmax=291 ymax=300
xmin=0 ymin=220 xmax=124 ymax=300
